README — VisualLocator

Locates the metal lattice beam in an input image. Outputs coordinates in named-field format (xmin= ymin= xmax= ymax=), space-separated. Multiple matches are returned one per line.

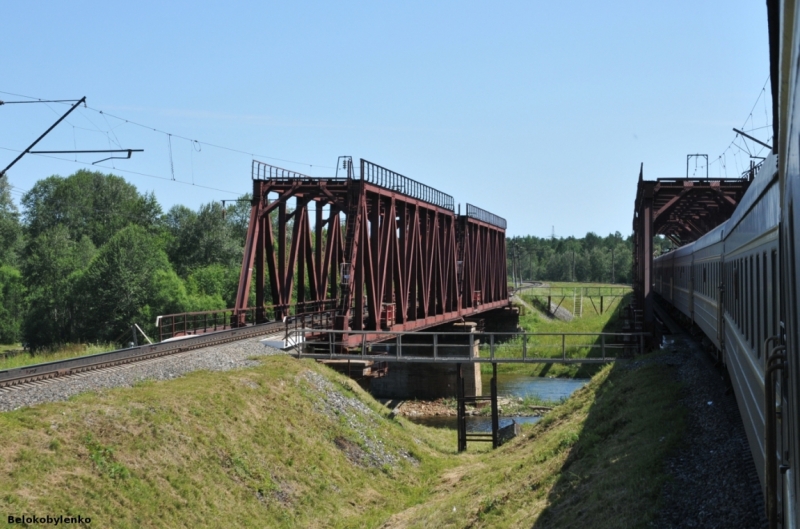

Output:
xmin=233 ymin=159 xmax=509 ymax=346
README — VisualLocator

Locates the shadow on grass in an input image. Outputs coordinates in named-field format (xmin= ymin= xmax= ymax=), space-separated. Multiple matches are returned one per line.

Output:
xmin=530 ymin=308 xmax=683 ymax=528
xmin=573 ymin=293 xmax=633 ymax=379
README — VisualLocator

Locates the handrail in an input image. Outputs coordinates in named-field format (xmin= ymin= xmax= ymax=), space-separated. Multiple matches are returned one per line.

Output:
xmin=290 ymin=328 xmax=651 ymax=363
xmin=465 ymin=203 xmax=506 ymax=230
xmin=156 ymin=300 xmax=340 ymax=342
xmin=360 ymin=159 xmax=455 ymax=211
xmin=251 ymin=159 xmax=347 ymax=182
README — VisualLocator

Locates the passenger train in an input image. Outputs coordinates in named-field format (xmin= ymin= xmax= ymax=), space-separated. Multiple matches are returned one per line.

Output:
xmin=651 ymin=2 xmax=800 ymax=526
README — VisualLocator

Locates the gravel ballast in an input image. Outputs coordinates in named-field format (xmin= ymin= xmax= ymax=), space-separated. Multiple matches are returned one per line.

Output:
xmin=0 ymin=337 xmax=285 ymax=412
xmin=648 ymin=333 xmax=767 ymax=528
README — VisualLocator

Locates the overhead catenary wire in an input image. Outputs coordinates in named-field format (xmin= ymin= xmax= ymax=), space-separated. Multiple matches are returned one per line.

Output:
xmin=0 ymin=89 xmax=346 ymax=206
xmin=0 ymin=145 xmax=241 ymax=197
xmin=708 ymin=75 xmax=772 ymax=177
xmin=0 ymin=90 xmax=335 ymax=170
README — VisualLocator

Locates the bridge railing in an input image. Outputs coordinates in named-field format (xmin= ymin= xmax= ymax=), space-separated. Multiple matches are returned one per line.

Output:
xmin=156 ymin=300 xmax=339 ymax=342
xmin=518 ymin=285 xmax=632 ymax=297
xmin=465 ymin=203 xmax=506 ymax=230
xmin=288 ymin=329 xmax=650 ymax=363
xmin=361 ymin=159 xmax=455 ymax=211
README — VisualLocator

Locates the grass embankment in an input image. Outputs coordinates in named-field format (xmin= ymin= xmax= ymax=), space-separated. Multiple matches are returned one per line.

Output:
xmin=0 ymin=348 xmax=684 ymax=528
xmin=0 ymin=343 xmax=115 ymax=371
xmin=0 ymin=355 xmax=458 ymax=528
xmin=488 ymin=282 xmax=632 ymax=379
xmin=385 ymin=357 xmax=684 ymax=528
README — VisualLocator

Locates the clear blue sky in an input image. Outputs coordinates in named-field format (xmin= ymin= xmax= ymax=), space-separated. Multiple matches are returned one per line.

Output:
xmin=0 ymin=1 xmax=771 ymax=238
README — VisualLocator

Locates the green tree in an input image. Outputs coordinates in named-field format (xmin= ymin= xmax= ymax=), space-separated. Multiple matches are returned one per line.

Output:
xmin=0 ymin=179 xmax=22 ymax=266
xmin=0 ymin=265 xmax=24 ymax=343
xmin=21 ymin=170 xmax=161 ymax=249
xmin=165 ymin=202 xmax=242 ymax=276
xmin=186 ymin=264 xmax=240 ymax=307
xmin=225 ymin=194 xmax=253 ymax=243
xmin=21 ymin=226 xmax=96 ymax=349
xmin=71 ymin=225 xmax=176 ymax=343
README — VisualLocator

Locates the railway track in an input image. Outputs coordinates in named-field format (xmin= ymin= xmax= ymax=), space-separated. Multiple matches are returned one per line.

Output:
xmin=0 ymin=320 xmax=294 ymax=390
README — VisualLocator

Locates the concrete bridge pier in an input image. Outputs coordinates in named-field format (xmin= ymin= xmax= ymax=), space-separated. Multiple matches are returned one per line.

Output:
xmin=368 ymin=322 xmax=482 ymax=400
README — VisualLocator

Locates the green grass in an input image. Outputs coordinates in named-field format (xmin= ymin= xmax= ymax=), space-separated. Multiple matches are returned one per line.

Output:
xmin=0 ymin=343 xmax=116 ymax=372
xmin=383 ymin=354 xmax=685 ymax=528
xmin=0 ymin=344 xmax=685 ymax=527
xmin=485 ymin=283 xmax=632 ymax=378
xmin=0 ymin=355 xmax=458 ymax=528
xmin=0 ymin=343 xmax=23 ymax=355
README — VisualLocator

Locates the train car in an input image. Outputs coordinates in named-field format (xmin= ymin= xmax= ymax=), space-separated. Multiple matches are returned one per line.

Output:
xmin=691 ymin=221 xmax=727 ymax=353
xmin=650 ymin=152 xmax=780 ymax=520
xmin=647 ymin=3 xmax=797 ymax=525
xmin=671 ymin=242 xmax=694 ymax=321
xmin=653 ymin=247 xmax=675 ymax=303
xmin=721 ymin=153 xmax=780 ymax=495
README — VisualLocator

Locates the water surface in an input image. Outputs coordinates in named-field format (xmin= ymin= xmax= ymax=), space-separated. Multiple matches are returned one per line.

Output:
xmin=408 ymin=374 xmax=590 ymax=432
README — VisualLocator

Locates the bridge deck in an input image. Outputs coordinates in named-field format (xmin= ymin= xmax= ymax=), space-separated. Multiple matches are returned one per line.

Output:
xmin=292 ymin=329 xmax=650 ymax=363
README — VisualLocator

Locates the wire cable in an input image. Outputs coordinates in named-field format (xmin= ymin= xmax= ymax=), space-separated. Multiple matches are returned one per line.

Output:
xmin=0 ymin=90 xmax=335 ymax=170
xmin=0 ymin=145 xmax=241 ymax=196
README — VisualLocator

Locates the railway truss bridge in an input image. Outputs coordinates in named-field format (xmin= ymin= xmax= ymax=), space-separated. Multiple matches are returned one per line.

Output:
xmin=228 ymin=157 xmax=510 ymax=345
xmin=631 ymin=162 xmax=757 ymax=340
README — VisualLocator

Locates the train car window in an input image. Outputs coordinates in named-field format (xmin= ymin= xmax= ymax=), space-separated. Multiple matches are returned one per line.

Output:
xmin=712 ymin=262 xmax=715 ymax=300
xmin=729 ymin=262 xmax=734 ymax=317
xmin=744 ymin=258 xmax=749 ymax=340
xmin=756 ymin=256 xmax=761 ymax=355
xmin=731 ymin=262 xmax=734 ymax=315
xmin=736 ymin=260 xmax=741 ymax=328
xmin=704 ymin=265 xmax=708 ymax=295
xmin=726 ymin=262 xmax=730 ymax=316
xmin=724 ymin=262 xmax=728 ymax=310
xmin=771 ymin=249 xmax=778 ymax=337
xmin=743 ymin=258 xmax=747 ymax=332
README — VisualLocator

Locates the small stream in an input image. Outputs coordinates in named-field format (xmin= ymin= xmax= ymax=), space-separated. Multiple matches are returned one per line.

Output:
xmin=408 ymin=374 xmax=589 ymax=432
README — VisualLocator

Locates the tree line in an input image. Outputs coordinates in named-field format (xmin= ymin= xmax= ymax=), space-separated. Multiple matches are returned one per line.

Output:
xmin=0 ymin=170 xmax=253 ymax=350
xmin=506 ymin=232 xmax=634 ymax=284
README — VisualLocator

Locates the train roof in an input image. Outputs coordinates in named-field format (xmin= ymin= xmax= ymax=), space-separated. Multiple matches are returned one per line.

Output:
xmin=693 ymin=219 xmax=727 ymax=251
xmin=654 ymin=248 xmax=675 ymax=262
xmin=671 ymin=242 xmax=695 ymax=258
xmin=723 ymin=152 xmax=778 ymax=238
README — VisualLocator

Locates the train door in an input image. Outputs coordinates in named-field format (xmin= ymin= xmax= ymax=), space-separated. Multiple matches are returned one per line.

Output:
xmin=670 ymin=268 xmax=674 ymax=302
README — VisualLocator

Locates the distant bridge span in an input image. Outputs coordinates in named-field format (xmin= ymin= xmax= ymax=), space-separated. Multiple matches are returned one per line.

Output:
xmin=233 ymin=158 xmax=509 ymax=346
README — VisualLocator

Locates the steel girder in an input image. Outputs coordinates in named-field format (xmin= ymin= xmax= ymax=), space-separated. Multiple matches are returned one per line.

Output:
xmin=233 ymin=159 xmax=509 ymax=343
xmin=458 ymin=206 xmax=508 ymax=312
xmin=630 ymin=163 xmax=755 ymax=342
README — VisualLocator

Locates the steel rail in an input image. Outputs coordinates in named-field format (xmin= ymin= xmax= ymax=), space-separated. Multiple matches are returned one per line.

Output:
xmin=0 ymin=320 xmax=290 ymax=389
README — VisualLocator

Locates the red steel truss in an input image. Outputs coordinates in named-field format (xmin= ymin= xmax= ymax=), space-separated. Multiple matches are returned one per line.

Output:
xmin=233 ymin=158 xmax=509 ymax=344
xmin=631 ymin=162 xmax=755 ymax=342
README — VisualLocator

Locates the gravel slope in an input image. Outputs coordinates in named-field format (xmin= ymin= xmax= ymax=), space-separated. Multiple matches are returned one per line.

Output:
xmin=0 ymin=338 xmax=284 ymax=412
